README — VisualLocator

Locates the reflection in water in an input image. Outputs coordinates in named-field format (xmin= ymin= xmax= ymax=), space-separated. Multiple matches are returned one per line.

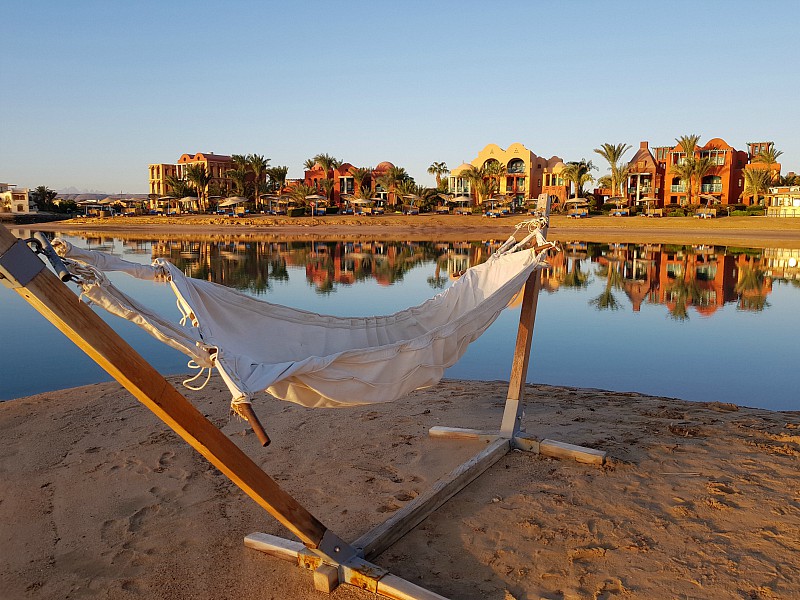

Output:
xmin=66 ymin=233 xmax=800 ymax=318
xmin=147 ymin=238 xmax=505 ymax=295
xmin=543 ymin=242 xmax=792 ymax=319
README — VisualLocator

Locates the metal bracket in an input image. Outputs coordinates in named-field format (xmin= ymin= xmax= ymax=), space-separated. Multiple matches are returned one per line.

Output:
xmin=0 ymin=239 xmax=45 ymax=288
xmin=316 ymin=529 xmax=358 ymax=564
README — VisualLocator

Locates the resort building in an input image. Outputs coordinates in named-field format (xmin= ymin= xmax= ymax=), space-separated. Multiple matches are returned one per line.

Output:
xmin=766 ymin=185 xmax=800 ymax=217
xmin=303 ymin=160 xmax=397 ymax=207
xmin=598 ymin=138 xmax=775 ymax=210
xmin=0 ymin=183 xmax=35 ymax=214
xmin=448 ymin=143 xmax=568 ymax=208
xmin=148 ymin=152 xmax=234 ymax=198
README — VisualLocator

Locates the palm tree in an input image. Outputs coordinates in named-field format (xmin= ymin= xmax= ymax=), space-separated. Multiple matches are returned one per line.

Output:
xmin=378 ymin=165 xmax=411 ymax=207
xmin=312 ymin=153 xmax=343 ymax=202
xmin=185 ymin=163 xmax=212 ymax=211
xmin=597 ymin=175 xmax=613 ymax=191
xmin=226 ymin=165 xmax=250 ymax=197
xmin=742 ymin=168 xmax=772 ymax=205
xmin=560 ymin=160 xmax=597 ymax=201
xmin=248 ymin=154 xmax=270 ymax=208
xmin=593 ymin=143 xmax=631 ymax=198
xmin=482 ymin=160 xmax=507 ymax=193
xmin=460 ymin=165 xmax=485 ymax=204
xmin=670 ymin=160 xmax=694 ymax=206
xmin=692 ymin=156 xmax=717 ymax=207
xmin=288 ymin=183 xmax=317 ymax=206
xmin=350 ymin=167 xmax=373 ymax=196
xmin=303 ymin=157 xmax=318 ymax=171
xmin=675 ymin=134 xmax=701 ymax=160
xmin=266 ymin=166 xmax=288 ymax=194
xmin=671 ymin=134 xmax=701 ymax=205
xmin=31 ymin=185 xmax=57 ymax=211
xmin=163 ymin=174 xmax=194 ymax=199
xmin=427 ymin=162 xmax=449 ymax=189
xmin=753 ymin=145 xmax=783 ymax=166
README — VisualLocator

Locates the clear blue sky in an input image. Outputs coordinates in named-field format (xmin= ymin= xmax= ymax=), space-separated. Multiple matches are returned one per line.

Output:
xmin=3 ymin=0 xmax=798 ymax=193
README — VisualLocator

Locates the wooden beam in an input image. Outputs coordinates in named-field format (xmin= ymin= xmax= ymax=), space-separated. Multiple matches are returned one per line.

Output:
xmin=500 ymin=270 xmax=542 ymax=436
xmin=428 ymin=426 xmax=501 ymax=443
xmin=540 ymin=439 xmax=606 ymax=465
xmin=0 ymin=225 xmax=331 ymax=549
xmin=354 ymin=437 xmax=510 ymax=561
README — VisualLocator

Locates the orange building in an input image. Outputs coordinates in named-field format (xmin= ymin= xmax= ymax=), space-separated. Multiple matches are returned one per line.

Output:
xmin=303 ymin=160 xmax=397 ymax=207
xmin=650 ymin=138 xmax=749 ymax=208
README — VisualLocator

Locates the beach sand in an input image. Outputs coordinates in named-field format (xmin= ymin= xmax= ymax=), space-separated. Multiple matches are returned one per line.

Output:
xmin=1 ymin=376 xmax=798 ymax=599
xmin=34 ymin=213 xmax=800 ymax=248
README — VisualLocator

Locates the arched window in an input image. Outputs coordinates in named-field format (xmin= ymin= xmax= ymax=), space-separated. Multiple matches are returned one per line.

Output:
xmin=507 ymin=158 xmax=525 ymax=174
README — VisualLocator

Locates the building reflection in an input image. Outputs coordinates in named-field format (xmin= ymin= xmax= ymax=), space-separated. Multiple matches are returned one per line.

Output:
xmin=59 ymin=233 xmax=793 ymax=318
xmin=539 ymin=241 xmax=784 ymax=318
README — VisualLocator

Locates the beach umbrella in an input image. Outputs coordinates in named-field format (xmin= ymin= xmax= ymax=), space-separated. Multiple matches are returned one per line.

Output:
xmin=218 ymin=196 xmax=249 ymax=207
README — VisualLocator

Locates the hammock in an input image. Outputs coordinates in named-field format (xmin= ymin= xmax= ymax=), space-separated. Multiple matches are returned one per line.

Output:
xmin=53 ymin=221 xmax=549 ymax=409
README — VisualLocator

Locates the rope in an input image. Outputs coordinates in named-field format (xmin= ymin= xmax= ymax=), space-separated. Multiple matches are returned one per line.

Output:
xmin=182 ymin=360 xmax=213 ymax=391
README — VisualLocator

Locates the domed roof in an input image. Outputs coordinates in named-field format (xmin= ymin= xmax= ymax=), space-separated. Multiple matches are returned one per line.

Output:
xmin=374 ymin=161 xmax=395 ymax=171
xmin=551 ymin=161 xmax=566 ymax=173
xmin=450 ymin=162 xmax=474 ymax=175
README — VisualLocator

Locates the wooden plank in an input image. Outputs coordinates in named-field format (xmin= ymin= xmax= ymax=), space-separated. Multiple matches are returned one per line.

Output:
xmin=0 ymin=225 xmax=330 ymax=548
xmin=510 ymin=433 xmax=541 ymax=453
xmin=500 ymin=271 xmax=542 ymax=435
xmin=354 ymin=437 xmax=510 ymax=561
xmin=428 ymin=426 xmax=501 ymax=443
xmin=540 ymin=439 xmax=606 ymax=465
xmin=375 ymin=574 xmax=451 ymax=600
xmin=244 ymin=532 xmax=303 ymax=562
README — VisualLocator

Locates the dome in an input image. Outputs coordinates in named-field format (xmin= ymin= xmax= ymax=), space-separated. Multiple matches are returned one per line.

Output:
xmin=374 ymin=161 xmax=395 ymax=172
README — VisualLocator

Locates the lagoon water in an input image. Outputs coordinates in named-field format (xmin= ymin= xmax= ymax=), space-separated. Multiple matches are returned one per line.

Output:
xmin=1 ymin=231 xmax=798 ymax=411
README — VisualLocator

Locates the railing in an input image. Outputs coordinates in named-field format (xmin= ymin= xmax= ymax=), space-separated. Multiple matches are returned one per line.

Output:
xmin=670 ymin=185 xmax=686 ymax=193
xmin=701 ymin=183 xmax=723 ymax=193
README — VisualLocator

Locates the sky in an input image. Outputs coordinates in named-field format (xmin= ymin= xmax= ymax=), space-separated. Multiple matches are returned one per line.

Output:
xmin=2 ymin=0 xmax=799 ymax=194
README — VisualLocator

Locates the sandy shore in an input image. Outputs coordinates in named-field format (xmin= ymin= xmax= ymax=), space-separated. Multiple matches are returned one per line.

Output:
xmin=2 ymin=376 xmax=799 ymax=599
xmin=32 ymin=213 xmax=800 ymax=248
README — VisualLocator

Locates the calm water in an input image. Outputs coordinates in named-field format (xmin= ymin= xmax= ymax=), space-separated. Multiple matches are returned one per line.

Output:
xmin=1 ymin=230 xmax=798 ymax=411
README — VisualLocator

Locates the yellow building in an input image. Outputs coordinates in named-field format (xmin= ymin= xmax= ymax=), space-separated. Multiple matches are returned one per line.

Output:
xmin=0 ymin=183 xmax=34 ymax=214
xmin=448 ymin=143 xmax=568 ymax=208
xmin=148 ymin=152 xmax=234 ymax=198
xmin=766 ymin=185 xmax=800 ymax=217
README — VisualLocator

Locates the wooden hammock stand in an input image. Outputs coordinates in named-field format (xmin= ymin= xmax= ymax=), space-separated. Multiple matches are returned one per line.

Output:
xmin=0 ymin=218 xmax=605 ymax=600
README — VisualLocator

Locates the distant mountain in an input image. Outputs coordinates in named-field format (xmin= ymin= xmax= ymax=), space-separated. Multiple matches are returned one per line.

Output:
xmin=58 ymin=186 xmax=108 ymax=195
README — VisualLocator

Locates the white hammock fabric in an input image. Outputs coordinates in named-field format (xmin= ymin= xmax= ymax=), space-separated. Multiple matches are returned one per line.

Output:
xmin=54 ymin=226 xmax=549 ymax=409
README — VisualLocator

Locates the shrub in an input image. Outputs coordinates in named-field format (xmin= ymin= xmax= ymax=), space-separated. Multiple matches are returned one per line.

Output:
xmin=667 ymin=209 xmax=686 ymax=217
xmin=730 ymin=210 xmax=749 ymax=216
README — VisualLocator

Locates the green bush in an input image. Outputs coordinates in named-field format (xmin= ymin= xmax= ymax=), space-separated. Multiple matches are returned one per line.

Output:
xmin=730 ymin=210 xmax=749 ymax=216
xmin=667 ymin=209 xmax=686 ymax=217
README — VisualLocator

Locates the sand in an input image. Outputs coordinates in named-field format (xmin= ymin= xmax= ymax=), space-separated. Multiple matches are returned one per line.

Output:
xmin=1 ymin=375 xmax=799 ymax=600
xmin=33 ymin=213 xmax=800 ymax=248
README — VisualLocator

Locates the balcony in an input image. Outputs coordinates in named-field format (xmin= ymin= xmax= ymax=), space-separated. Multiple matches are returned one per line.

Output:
xmin=701 ymin=183 xmax=723 ymax=193
xmin=670 ymin=185 xmax=686 ymax=193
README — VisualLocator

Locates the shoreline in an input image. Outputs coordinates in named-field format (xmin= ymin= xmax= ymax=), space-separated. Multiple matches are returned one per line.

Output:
xmin=26 ymin=213 xmax=800 ymax=247
xmin=1 ymin=377 xmax=798 ymax=599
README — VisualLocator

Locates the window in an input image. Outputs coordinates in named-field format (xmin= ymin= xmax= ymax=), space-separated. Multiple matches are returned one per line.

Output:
xmin=507 ymin=158 xmax=525 ymax=174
